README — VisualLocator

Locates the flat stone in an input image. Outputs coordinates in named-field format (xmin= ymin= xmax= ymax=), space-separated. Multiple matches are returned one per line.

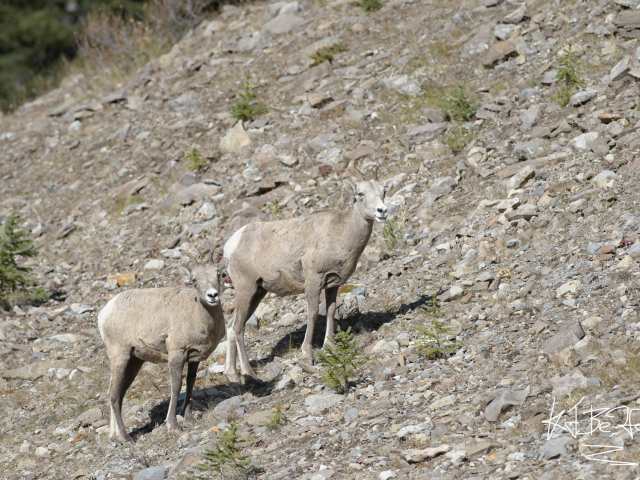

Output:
xmin=305 ymin=394 xmax=345 ymax=414
xmin=144 ymin=259 xmax=165 ymax=270
xmin=556 ymin=281 xmax=580 ymax=298
xmin=246 ymin=409 xmax=277 ymax=426
xmin=219 ymin=121 xmax=251 ymax=153
xmin=108 ymin=273 xmax=136 ymax=286
xmin=402 ymin=444 xmax=450 ymax=463
xmin=611 ymin=55 xmax=631 ymax=82
xmin=115 ymin=176 xmax=151 ymax=201
xmin=503 ymin=4 xmax=526 ymax=24
xmin=514 ymin=139 xmax=546 ymax=160
xmin=171 ymin=182 xmax=220 ymax=206
xmin=542 ymin=320 xmax=584 ymax=364
xmin=133 ymin=466 xmax=166 ymax=480
xmin=76 ymin=408 xmax=103 ymax=427
xmin=2 ymin=360 xmax=66 ymax=380
xmin=507 ymin=165 xmax=535 ymax=190
xmin=540 ymin=437 xmax=571 ymax=460
xmin=483 ymin=41 xmax=518 ymax=67
xmin=399 ymin=123 xmax=448 ymax=147
xmin=264 ymin=13 xmax=304 ymax=35
xmin=467 ymin=441 xmax=493 ymax=458
xmin=519 ymin=104 xmax=542 ymax=132
xmin=570 ymin=88 xmax=598 ymax=106
xmin=213 ymin=396 xmax=243 ymax=419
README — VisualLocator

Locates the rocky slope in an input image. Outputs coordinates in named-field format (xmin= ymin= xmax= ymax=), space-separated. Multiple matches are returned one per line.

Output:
xmin=3 ymin=0 xmax=640 ymax=478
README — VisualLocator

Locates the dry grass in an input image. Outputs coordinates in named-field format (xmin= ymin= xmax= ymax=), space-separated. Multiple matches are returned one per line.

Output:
xmin=72 ymin=0 xmax=214 ymax=87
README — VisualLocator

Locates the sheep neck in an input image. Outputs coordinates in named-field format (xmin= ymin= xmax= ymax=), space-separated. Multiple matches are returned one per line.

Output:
xmin=346 ymin=203 xmax=375 ymax=248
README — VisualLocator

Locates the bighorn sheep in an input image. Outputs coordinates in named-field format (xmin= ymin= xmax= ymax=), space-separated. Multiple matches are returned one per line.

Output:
xmin=223 ymin=167 xmax=390 ymax=383
xmin=97 ymin=253 xmax=226 ymax=443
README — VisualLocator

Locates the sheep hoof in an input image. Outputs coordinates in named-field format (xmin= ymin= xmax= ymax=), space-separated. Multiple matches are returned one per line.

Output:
xmin=225 ymin=371 xmax=243 ymax=384
xmin=301 ymin=346 xmax=315 ymax=362
xmin=111 ymin=432 xmax=133 ymax=444
xmin=183 ymin=412 xmax=195 ymax=425
xmin=166 ymin=422 xmax=181 ymax=434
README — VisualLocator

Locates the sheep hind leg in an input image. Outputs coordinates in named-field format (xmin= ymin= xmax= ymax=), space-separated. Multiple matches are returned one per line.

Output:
xmin=179 ymin=361 xmax=199 ymax=425
xmin=235 ymin=287 xmax=267 ymax=380
xmin=323 ymin=286 xmax=339 ymax=348
xmin=224 ymin=314 xmax=241 ymax=384
xmin=109 ymin=354 xmax=138 ymax=444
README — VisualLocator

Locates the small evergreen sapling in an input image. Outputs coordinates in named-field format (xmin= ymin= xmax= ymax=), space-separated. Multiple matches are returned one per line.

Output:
xmin=0 ymin=208 xmax=47 ymax=309
xmin=553 ymin=42 xmax=585 ymax=107
xmin=382 ymin=216 xmax=402 ymax=251
xmin=229 ymin=72 xmax=266 ymax=122
xmin=184 ymin=147 xmax=207 ymax=171
xmin=197 ymin=422 xmax=251 ymax=477
xmin=265 ymin=402 xmax=286 ymax=430
xmin=316 ymin=326 xmax=368 ymax=392
xmin=413 ymin=295 xmax=462 ymax=359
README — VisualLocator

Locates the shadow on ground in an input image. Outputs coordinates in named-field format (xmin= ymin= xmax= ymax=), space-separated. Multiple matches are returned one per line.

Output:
xmin=129 ymin=294 xmax=433 ymax=440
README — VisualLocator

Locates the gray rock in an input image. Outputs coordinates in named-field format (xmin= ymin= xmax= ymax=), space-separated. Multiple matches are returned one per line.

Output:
xmin=610 ymin=55 xmax=631 ymax=82
xmin=462 ymin=25 xmax=492 ymax=58
xmin=552 ymin=369 xmax=589 ymax=397
xmin=506 ymin=165 xmax=535 ymax=191
xmin=570 ymin=132 xmax=599 ymax=151
xmin=540 ymin=437 xmax=571 ymax=460
xmin=275 ymin=375 xmax=292 ymax=391
xmin=542 ymin=320 xmax=584 ymax=364
xmin=570 ymin=88 xmax=598 ymax=106
xmin=430 ymin=176 xmax=457 ymax=196
xmin=264 ymin=13 xmax=304 ymax=35
xmin=484 ymin=389 xmax=527 ymax=422
xmin=587 ymin=242 xmax=605 ymax=254
xmin=514 ymin=139 xmax=545 ymax=160
xmin=143 ymin=259 xmax=165 ymax=270
xmin=483 ymin=41 xmax=518 ymax=67
xmin=133 ymin=466 xmax=166 ymax=480
xmin=219 ymin=121 xmax=251 ymax=153
xmin=76 ymin=407 xmax=102 ymax=427
xmin=399 ymin=123 xmax=448 ymax=147
xmin=502 ymin=4 xmax=526 ymax=24
xmin=214 ymin=396 xmax=243 ymax=419
xmin=519 ymin=104 xmax=542 ymax=132
xmin=344 ymin=407 xmax=359 ymax=423
xmin=494 ymin=24 xmax=519 ymax=41
xmin=305 ymin=394 xmax=345 ymax=414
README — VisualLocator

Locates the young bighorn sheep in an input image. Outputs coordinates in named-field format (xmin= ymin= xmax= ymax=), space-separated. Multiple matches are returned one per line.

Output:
xmin=223 ymin=168 xmax=390 ymax=383
xmin=98 ymin=252 xmax=226 ymax=443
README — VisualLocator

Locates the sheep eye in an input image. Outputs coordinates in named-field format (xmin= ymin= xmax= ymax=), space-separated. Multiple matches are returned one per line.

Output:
xmin=358 ymin=192 xmax=364 ymax=197
xmin=191 ymin=279 xmax=197 ymax=285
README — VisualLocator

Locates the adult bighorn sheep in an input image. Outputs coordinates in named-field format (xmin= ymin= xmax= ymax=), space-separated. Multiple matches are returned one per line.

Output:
xmin=98 ymin=252 xmax=226 ymax=443
xmin=223 ymin=165 xmax=390 ymax=383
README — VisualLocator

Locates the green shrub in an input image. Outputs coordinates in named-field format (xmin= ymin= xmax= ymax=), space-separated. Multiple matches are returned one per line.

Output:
xmin=316 ymin=327 xmax=368 ymax=393
xmin=184 ymin=147 xmax=207 ymax=171
xmin=229 ymin=72 xmax=267 ymax=122
xmin=309 ymin=42 xmax=347 ymax=66
xmin=382 ymin=216 xmax=402 ymax=251
xmin=553 ymin=42 xmax=585 ymax=107
xmin=265 ymin=402 xmax=287 ymax=430
xmin=413 ymin=296 xmax=462 ymax=359
xmin=0 ymin=208 xmax=48 ymax=309
xmin=445 ymin=124 xmax=473 ymax=153
xmin=361 ymin=0 xmax=383 ymax=11
xmin=198 ymin=422 xmax=252 ymax=477
xmin=266 ymin=199 xmax=282 ymax=221
xmin=441 ymin=85 xmax=478 ymax=123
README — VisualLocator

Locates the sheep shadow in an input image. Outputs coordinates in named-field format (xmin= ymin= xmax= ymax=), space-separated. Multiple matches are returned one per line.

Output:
xmin=129 ymin=294 xmax=434 ymax=440
xmin=256 ymin=294 xmax=434 ymax=366
xmin=129 ymin=374 xmax=275 ymax=441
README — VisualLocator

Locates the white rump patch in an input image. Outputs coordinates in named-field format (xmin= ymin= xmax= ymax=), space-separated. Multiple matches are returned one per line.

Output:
xmin=223 ymin=225 xmax=247 ymax=260
xmin=98 ymin=295 xmax=119 ymax=341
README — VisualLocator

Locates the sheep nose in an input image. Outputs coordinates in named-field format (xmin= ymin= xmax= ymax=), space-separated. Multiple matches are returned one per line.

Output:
xmin=377 ymin=206 xmax=388 ymax=215
xmin=206 ymin=290 xmax=219 ymax=302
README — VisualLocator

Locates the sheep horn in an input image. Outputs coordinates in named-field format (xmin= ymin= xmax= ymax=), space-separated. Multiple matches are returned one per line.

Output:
xmin=183 ymin=251 xmax=199 ymax=265
xmin=373 ymin=165 xmax=379 ymax=181
xmin=208 ymin=250 xmax=215 ymax=264
xmin=346 ymin=159 xmax=365 ymax=181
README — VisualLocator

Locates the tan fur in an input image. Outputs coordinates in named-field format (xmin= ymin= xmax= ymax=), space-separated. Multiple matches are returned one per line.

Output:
xmin=223 ymin=178 xmax=389 ymax=382
xmin=98 ymin=260 xmax=225 ymax=444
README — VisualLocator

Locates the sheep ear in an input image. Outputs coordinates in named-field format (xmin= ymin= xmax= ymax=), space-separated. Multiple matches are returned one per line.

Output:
xmin=383 ymin=178 xmax=393 ymax=194
xmin=343 ymin=179 xmax=356 ymax=196
xmin=217 ymin=258 xmax=229 ymax=284
xmin=178 ymin=266 xmax=191 ymax=284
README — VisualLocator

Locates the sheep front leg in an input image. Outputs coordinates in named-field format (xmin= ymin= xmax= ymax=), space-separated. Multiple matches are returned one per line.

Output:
xmin=323 ymin=286 xmax=339 ymax=348
xmin=166 ymin=351 xmax=185 ymax=433
xmin=301 ymin=280 xmax=322 ymax=362
xmin=179 ymin=361 xmax=199 ymax=425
